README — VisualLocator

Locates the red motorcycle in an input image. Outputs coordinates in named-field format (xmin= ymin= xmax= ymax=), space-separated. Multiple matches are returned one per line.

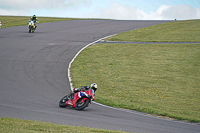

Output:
xmin=59 ymin=86 xmax=95 ymax=110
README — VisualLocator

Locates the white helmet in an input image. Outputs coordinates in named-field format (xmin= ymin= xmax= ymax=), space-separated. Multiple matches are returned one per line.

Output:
xmin=91 ymin=83 xmax=97 ymax=92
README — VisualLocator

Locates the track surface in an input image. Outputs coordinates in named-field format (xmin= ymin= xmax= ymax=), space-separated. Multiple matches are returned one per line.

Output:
xmin=0 ymin=20 xmax=199 ymax=133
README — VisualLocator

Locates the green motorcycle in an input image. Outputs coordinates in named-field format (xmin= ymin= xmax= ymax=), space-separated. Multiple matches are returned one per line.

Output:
xmin=28 ymin=20 xmax=36 ymax=33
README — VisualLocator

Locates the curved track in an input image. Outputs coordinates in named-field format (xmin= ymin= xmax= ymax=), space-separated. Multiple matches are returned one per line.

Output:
xmin=0 ymin=20 xmax=199 ymax=133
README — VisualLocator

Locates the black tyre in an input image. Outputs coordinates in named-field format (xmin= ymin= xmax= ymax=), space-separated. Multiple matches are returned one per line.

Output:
xmin=59 ymin=95 xmax=69 ymax=108
xmin=76 ymin=98 xmax=89 ymax=110
xmin=29 ymin=27 xmax=31 ymax=33
xmin=29 ymin=26 xmax=32 ymax=33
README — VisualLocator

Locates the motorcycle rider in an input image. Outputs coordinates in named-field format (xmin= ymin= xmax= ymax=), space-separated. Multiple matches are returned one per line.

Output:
xmin=69 ymin=83 xmax=97 ymax=99
xmin=29 ymin=15 xmax=38 ymax=29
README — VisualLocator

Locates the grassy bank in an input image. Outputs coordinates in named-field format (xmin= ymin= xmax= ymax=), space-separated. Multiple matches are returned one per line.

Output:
xmin=70 ymin=20 xmax=200 ymax=122
xmin=106 ymin=20 xmax=200 ymax=42
xmin=70 ymin=43 xmax=200 ymax=122
xmin=0 ymin=16 xmax=81 ymax=28
xmin=0 ymin=117 xmax=128 ymax=133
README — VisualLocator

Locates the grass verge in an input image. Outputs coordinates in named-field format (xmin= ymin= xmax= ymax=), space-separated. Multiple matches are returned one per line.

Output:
xmin=70 ymin=43 xmax=200 ymax=123
xmin=105 ymin=20 xmax=200 ymax=42
xmin=0 ymin=117 xmax=128 ymax=133
xmin=0 ymin=16 xmax=82 ymax=28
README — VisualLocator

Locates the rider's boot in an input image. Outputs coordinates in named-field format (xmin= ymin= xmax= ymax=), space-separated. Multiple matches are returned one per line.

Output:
xmin=71 ymin=93 xmax=74 ymax=99
xmin=68 ymin=92 xmax=74 ymax=99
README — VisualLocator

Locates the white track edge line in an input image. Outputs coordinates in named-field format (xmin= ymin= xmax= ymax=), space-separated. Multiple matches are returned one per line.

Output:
xmin=68 ymin=34 xmax=117 ymax=91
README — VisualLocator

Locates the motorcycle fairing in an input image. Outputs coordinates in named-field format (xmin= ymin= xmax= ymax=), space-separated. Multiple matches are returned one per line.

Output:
xmin=64 ymin=89 xmax=95 ymax=109
xmin=78 ymin=91 xmax=89 ymax=98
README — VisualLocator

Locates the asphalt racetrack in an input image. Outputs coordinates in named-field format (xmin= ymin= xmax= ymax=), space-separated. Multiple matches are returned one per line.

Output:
xmin=0 ymin=20 xmax=199 ymax=133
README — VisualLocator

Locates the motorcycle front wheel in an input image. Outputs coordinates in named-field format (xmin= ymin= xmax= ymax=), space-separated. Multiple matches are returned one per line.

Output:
xmin=59 ymin=95 xmax=69 ymax=108
xmin=76 ymin=98 xmax=89 ymax=110
xmin=29 ymin=26 xmax=32 ymax=33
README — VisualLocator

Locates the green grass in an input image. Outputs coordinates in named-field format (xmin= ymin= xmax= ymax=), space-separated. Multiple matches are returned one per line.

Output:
xmin=0 ymin=117 xmax=128 ymax=133
xmin=0 ymin=16 xmax=82 ymax=28
xmin=71 ymin=43 xmax=200 ymax=123
xmin=106 ymin=20 xmax=200 ymax=42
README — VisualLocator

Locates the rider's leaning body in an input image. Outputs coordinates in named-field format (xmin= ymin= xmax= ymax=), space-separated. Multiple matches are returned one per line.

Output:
xmin=69 ymin=83 xmax=97 ymax=99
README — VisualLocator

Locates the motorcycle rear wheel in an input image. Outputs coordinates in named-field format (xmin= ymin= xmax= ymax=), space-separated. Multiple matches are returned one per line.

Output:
xmin=76 ymin=98 xmax=89 ymax=110
xmin=59 ymin=95 xmax=69 ymax=108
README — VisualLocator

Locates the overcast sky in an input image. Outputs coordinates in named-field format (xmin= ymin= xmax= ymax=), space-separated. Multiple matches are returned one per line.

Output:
xmin=0 ymin=0 xmax=200 ymax=20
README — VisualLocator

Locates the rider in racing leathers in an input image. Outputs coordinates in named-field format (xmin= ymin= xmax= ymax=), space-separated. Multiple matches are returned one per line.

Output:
xmin=69 ymin=83 xmax=97 ymax=99
xmin=29 ymin=15 xmax=38 ymax=29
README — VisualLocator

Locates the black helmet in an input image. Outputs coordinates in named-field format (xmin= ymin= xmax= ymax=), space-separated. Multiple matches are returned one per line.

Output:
xmin=33 ymin=15 xmax=36 ymax=19
xmin=91 ymin=83 xmax=97 ymax=92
